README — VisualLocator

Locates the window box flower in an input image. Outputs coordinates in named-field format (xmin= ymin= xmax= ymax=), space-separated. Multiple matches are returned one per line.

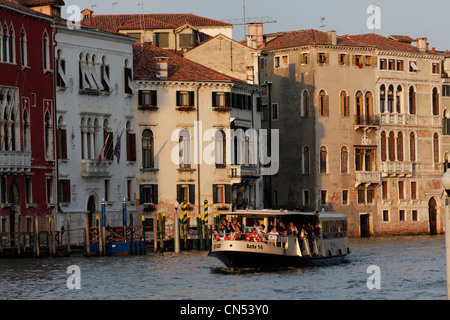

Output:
xmin=176 ymin=105 xmax=196 ymax=112
xmin=143 ymin=203 xmax=157 ymax=211
xmin=138 ymin=105 xmax=159 ymax=111
xmin=213 ymin=106 xmax=232 ymax=113
xmin=217 ymin=205 xmax=229 ymax=211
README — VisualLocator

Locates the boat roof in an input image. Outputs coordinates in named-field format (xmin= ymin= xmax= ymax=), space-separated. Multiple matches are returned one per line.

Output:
xmin=219 ymin=210 xmax=348 ymax=220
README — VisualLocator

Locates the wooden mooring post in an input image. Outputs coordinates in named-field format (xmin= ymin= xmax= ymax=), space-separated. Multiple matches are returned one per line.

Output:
xmin=84 ymin=213 xmax=90 ymax=257
xmin=51 ymin=215 xmax=56 ymax=257
xmin=67 ymin=215 xmax=71 ymax=255
xmin=153 ymin=215 xmax=158 ymax=253
xmin=34 ymin=216 xmax=39 ymax=257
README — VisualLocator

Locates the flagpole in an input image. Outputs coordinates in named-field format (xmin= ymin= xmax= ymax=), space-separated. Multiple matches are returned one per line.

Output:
xmin=114 ymin=124 xmax=126 ymax=164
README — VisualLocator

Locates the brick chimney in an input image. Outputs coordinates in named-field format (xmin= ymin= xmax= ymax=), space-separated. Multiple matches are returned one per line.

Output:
xmin=155 ymin=57 xmax=168 ymax=79
xmin=248 ymin=23 xmax=264 ymax=48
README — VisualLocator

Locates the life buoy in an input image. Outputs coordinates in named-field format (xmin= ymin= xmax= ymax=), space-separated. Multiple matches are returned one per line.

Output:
xmin=246 ymin=234 xmax=261 ymax=242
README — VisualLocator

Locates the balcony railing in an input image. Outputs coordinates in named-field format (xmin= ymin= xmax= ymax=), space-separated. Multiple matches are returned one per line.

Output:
xmin=80 ymin=160 xmax=112 ymax=178
xmin=355 ymin=171 xmax=382 ymax=187
xmin=230 ymin=165 xmax=260 ymax=180
xmin=0 ymin=151 xmax=31 ymax=173
xmin=354 ymin=115 xmax=380 ymax=128
xmin=381 ymin=161 xmax=413 ymax=176
xmin=380 ymin=113 xmax=414 ymax=125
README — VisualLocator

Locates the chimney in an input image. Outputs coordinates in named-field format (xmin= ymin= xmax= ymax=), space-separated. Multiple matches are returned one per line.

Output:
xmin=155 ymin=57 xmax=168 ymax=79
xmin=328 ymin=30 xmax=337 ymax=45
xmin=81 ymin=8 xmax=93 ymax=20
xmin=246 ymin=35 xmax=256 ymax=48
xmin=248 ymin=23 xmax=264 ymax=48
xmin=416 ymin=37 xmax=428 ymax=52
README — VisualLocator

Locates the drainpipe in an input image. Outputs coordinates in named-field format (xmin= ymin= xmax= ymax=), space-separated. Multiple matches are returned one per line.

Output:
xmin=52 ymin=22 xmax=59 ymax=229
xmin=197 ymin=84 xmax=202 ymax=224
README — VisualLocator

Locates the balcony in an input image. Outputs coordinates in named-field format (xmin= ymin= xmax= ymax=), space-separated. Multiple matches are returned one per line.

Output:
xmin=380 ymin=113 xmax=414 ymax=125
xmin=355 ymin=171 xmax=382 ymax=188
xmin=230 ymin=165 xmax=260 ymax=182
xmin=0 ymin=151 xmax=31 ymax=173
xmin=354 ymin=115 xmax=380 ymax=130
xmin=80 ymin=160 xmax=112 ymax=178
xmin=381 ymin=161 xmax=413 ymax=177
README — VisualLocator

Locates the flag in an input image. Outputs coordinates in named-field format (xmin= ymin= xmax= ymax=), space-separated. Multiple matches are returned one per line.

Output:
xmin=114 ymin=127 xmax=125 ymax=164
xmin=98 ymin=119 xmax=117 ymax=163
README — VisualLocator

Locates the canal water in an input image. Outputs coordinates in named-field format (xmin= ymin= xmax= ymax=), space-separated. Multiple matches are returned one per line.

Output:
xmin=0 ymin=235 xmax=446 ymax=300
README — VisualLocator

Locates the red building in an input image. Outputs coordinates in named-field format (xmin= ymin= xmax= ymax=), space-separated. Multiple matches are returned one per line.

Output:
xmin=0 ymin=0 xmax=56 ymax=235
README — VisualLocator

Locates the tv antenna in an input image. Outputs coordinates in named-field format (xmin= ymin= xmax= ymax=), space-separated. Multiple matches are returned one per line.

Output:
xmin=320 ymin=16 xmax=326 ymax=32
xmin=112 ymin=2 xmax=118 ymax=13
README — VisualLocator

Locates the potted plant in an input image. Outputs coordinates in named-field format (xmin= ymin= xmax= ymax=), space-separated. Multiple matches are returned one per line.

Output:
xmin=143 ymin=203 xmax=157 ymax=211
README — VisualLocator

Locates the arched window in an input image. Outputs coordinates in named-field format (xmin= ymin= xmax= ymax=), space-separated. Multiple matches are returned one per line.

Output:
xmin=340 ymin=91 xmax=349 ymax=117
xmin=43 ymin=31 xmax=50 ymax=70
xmin=365 ymin=91 xmax=373 ymax=121
xmin=381 ymin=131 xmax=387 ymax=161
xmin=8 ymin=24 xmax=14 ymax=63
xmin=45 ymin=112 xmax=52 ymax=158
xmin=215 ymin=130 xmax=226 ymax=168
xmin=432 ymin=88 xmax=439 ymax=116
xmin=396 ymin=85 xmax=402 ymax=113
xmin=142 ymin=129 xmax=154 ymax=169
xmin=433 ymin=132 xmax=439 ymax=163
xmin=303 ymin=146 xmax=310 ymax=174
xmin=409 ymin=86 xmax=416 ymax=114
xmin=320 ymin=146 xmax=327 ymax=173
xmin=341 ymin=146 xmax=348 ymax=173
xmin=3 ymin=106 xmax=9 ymax=151
xmin=2 ymin=24 xmax=9 ymax=63
xmin=101 ymin=56 xmax=110 ymax=92
xmin=397 ymin=132 xmax=404 ymax=161
xmin=319 ymin=90 xmax=328 ymax=116
xmin=20 ymin=28 xmax=27 ymax=67
xmin=380 ymin=85 xmax=386 ymax=113
xmin=23 ymin=109 xmax=29 ymax=151
xmin=179 ymin=129 xmax=191 ymax=168
xmin=388 ymin=85 xmax=394 ymax=113
xmin=355 ymin=91 xmax=363 ymax=123
xmin=302 ymin=90 xmax=309 ymax=117
xmin=410 ymin=132 xmax=416 ymax=162
xmin=81 ymin=117 xmax=86 ymax=159
xmin=388 ymin=131 xmax=395 ymax=161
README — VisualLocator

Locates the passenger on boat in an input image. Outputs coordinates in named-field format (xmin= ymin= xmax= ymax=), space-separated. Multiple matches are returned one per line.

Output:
xmin=219 ymin=219 xmax=233 ymax=235
xmin=258 ymin=224 xmax=266 ymax=234
xmin=277 ymin=221 xmax=286 ymax=233
xmin=267 ymin=226 xmax=278 ymax=244
xmin=231 ymin=218 xmax=242 ymax=232
xmin=246 ymin=227 xmax=262 ymax=242
xmin=287 ymin=222 xmax=298 ymax=236
xmin=299 ymin=225 xmax=308 ymax=239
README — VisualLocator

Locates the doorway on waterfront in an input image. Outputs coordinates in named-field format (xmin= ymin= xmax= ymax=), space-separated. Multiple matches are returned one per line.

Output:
xmin=87 ymin=196 xmax=96 ymax=228
xmin=428 ymin=197 xmax=438 ymax=235
xmin=360 ymin=213 xmax=370 ymax=237
xmin=9 ymin=180 xmax=20 ymax=245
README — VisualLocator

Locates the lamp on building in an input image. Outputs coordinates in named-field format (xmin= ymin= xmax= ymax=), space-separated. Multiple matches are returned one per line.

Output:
xmin=174 ymin=200 xmax=180 ymax=253
xmin=440 ymin=170 xmax=450 ymax=299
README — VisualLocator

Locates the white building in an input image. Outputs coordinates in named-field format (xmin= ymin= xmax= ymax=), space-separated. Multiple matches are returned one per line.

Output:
xmin=54 ymin=21 xmax=138 ymax=230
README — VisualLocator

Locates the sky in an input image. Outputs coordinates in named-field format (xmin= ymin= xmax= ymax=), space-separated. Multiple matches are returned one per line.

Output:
xmin=62 ymin=0 xmax=450 ymax=51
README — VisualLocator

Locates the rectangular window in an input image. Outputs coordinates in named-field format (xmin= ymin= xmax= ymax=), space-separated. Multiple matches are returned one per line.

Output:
xmin=274 ymin=56 xmax=280 ymax=69
xmin=411 ymin=181 xmax=417 ymax=200
xmin=412 ymin=210 xmax=418 ymax=221
xmin=301 ymin=53 xmax=309 ymax=65
xmin=25 ymin=176 xmax=32 ymax=204
xmin=138 ymin=90 xmax=157 ymax=107
xmin=303 ymin=189 xmax=310 ymax=206
xmin=383 ymin=210 xmax=389 ymax=222
xmin=140 ymin=184 xmax=158 ymax=204
xmin=177 ymin=184 xmax=195 ymax=204
xmin=0 ymin=175 xmax=6 ymax=203
xmin=409 ymin=61 xmax=420 ymax=72
xmin=358 ymin=189 xmax=365 ymax=204
xmin=320 ymin=190 xmax=327 ymax=206
xmin=127 ymin=180 xmax=133 ymax=202
xmin=58 ymin=179 xmax=71 ymax=203
xmin=382 ymin=181 xmax=388 ymax=200
xmin=176 ymin=91 xmax=195 ymax=107
xmin=388 ymin=59 xmax=395 ymax=70
xmin=339 ymin=53 xmax=349 ymax=66
xmin=443 ymin=85 xmax=450 ymax=97
xmin=380 ymin=58 xmax=387 ymax=70
xmin=104 ymin=180 xmax=110 ymax=202
xmin=399 ymin=210 xmax=406 ymax=222
xmin=398 ymin=181 xmax=405 ymax=199
xmin=396 ymin=60 xmax=404 ymax=71
xmin=213 ymin=184 xmax=231 ymax=204
xmin=153 ymin=32 xmax=169 ymax=48
xmin=432 ymin=63 xmax=440 ymax=74
xmin=342 ymin=190 xmax=348 ymax=205
xmin=367 ymin=189 xmax=374 ymax=204
xmin=318 ymin=52 xmax=328 ymax=65
xmin=46 ymin=178 xmax=53 ymax=204
xmin=272 ymin=103 xmax=278 ymax=120
xmin=212 ymin=92 xmax=231 ymax=108
xmin=56 ymin=128 xmax=67 ymax=160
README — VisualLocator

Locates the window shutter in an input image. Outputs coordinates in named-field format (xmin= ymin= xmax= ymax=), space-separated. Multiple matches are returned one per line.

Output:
xmin=63 ymin=180 xmax=71 ymax=203
xmin=371 ymin=56 xmax=377 ymax=68
xmin=61 ymin=129 xmax=67 ymax=159
xmin=189 ymin=91 xmax=195 ymax=107
xmin=107 ymin=133 xmax=114 ymax=160
xmin=256 ymin=97 xmax=262 ymax=112
xmin=212 ymin=92 xmax=217 ymax=107
xmin=176 ymin=91 xmax=181 ymax=106
xmin=139 ymin=185 xmax=144 ymax=204
xmin=127 ymin=132 xmax=136 ymax=162
xmin=225 ymin=185 xmax=232 ymax=203
xmin=324 ymin=95 xmax=329 ymax=116
xmin=248 ymin=96 xmax=253 ymax=110
xmin=225 ymin=92 xmax=231 ymax=108
xmin=340 ymin=94 xmax=345 ymax=116
xmin=138 ymin=90 xmax=143 ymax=105
xmin=212 ymin=184 xmax=218 ymax=203
xmin=151 ymin=90 xmax=157 ymax=106
xmin=189 ymin=184 xmax=195 ymax=204
xmin=152 ymin=184 xmax=158 ymax=204
xmin=176 ymin=184 xmax=182 ymax=203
